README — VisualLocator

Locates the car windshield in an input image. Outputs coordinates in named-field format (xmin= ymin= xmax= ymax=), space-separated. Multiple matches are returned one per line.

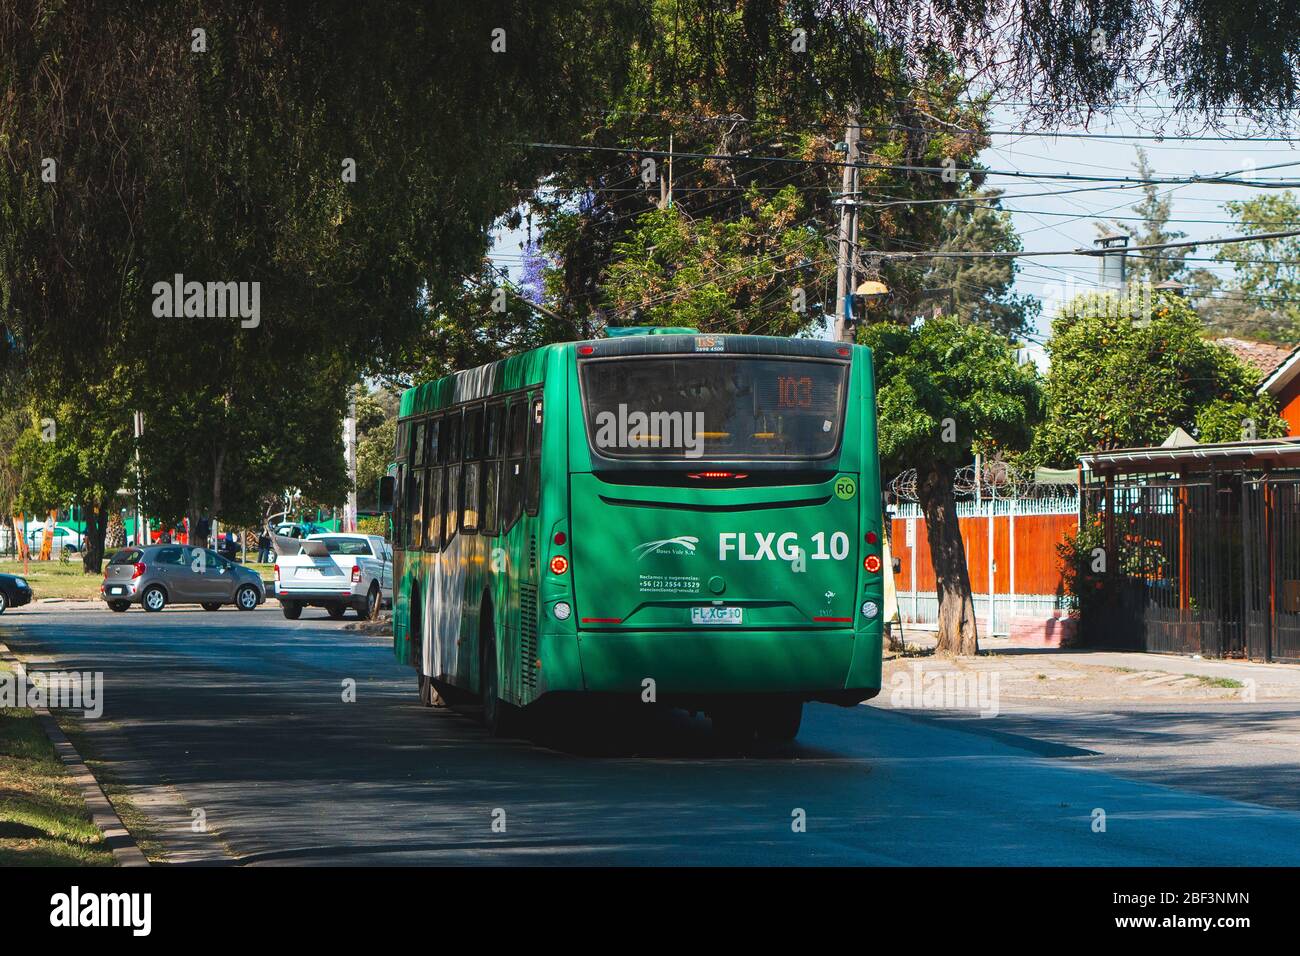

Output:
xmin=110 ymin=549 xmax=143 ymax=564
xmin=312 ymin=536 xmax=373 ymax=556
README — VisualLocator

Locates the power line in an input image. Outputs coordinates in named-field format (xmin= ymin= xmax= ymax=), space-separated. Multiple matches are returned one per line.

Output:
xmin=876 ymin=229 xmax=1300 ymax=261
xmin=521 ymin=142 xmax=1300 ymax=188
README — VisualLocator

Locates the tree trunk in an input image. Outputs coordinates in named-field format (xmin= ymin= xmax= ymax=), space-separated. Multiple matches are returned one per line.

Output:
xmin=917 ymin=467 xmax=979 ymax=656
xmin=210 ymin=445 xmax=226 ymax=534
xmin=186 ymin=472 xmax=203 ymax=549
xmin=80 ymin=497 xmax=111 ymax=574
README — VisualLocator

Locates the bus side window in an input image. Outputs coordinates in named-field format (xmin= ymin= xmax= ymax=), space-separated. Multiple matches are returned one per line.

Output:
xmin=407 ymin=419 xmax=426 ymax=547
xmin=442 ymin=409 xmax=462 ymax=547
xmin=462 ymin=404 xmax=483 ymax=533
xmin=423 ymin=417 xmax=442 ymax=552
xmin=393 ymin=420 xmax=407 ymax=546
xmin=502 ymin=398 xmax=526 ymax=531
xmin=393 ymin=464 xmax=404 ymax=546
xmin=481 ymin=402 xmax=504 ymax=535
xmin=524 ymin=395 xmax=542 ymax=516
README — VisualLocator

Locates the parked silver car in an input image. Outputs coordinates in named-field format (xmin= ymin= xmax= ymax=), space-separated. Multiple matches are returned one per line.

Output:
xmin=101 ymin=545 xmax=266 ymax=612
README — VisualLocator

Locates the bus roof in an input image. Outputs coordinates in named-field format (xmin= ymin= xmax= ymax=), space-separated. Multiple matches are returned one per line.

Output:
xmin=398 ymin=333 xmax=856 ymax=417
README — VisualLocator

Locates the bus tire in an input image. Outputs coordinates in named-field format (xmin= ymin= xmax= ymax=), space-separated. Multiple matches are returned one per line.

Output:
xmin=480 ymin=616 xmax=518 ymax=738
xmin=754 ymin=699 xmax=803 ymax=745
xmin=281 ymin=601 xmax=302 ymax=620
xmin=709 ymin=706 xmax=756 ymax=751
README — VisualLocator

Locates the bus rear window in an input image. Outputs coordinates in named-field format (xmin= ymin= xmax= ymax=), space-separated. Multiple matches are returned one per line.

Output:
xmin=580 ymin=356 xmax=847 ymax=460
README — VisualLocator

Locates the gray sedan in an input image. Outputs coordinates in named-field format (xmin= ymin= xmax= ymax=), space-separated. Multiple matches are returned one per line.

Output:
xmin=101 ymin=545 xmax=266 ymax=612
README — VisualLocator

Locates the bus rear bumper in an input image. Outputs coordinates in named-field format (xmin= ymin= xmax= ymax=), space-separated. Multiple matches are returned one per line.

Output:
xmin=558 ymin=627 xmax=882 ymax=703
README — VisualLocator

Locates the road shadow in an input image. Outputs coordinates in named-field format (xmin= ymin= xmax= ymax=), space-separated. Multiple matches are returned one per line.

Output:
xmin=452 ymin=697 xmax=835 ymax=760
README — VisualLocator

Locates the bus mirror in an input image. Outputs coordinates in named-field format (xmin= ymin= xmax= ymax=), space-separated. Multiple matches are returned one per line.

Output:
xmin=378 ymin=475 xmax=396 ymax=513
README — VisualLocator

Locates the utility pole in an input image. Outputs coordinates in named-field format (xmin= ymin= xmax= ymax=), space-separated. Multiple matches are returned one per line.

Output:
xmin=133 ymin=411 xmax=146 ymax=546
xmin=343 ymin=391 xmax=357 ymax=532
xmin=834 ymin=108 xmax=861 ymax=343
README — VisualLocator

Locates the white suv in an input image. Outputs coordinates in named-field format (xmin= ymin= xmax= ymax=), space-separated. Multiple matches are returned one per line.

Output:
xmin=273 ymin=533 xmax=393 ymax=620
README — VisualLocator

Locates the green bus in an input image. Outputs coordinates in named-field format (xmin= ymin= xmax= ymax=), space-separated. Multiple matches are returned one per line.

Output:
xmin=381 ymin=328 xmax=884 ymax=742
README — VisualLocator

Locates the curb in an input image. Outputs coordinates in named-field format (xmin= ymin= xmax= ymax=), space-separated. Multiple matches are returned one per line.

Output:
xmin=0 ymin=640 xmax=149 ymax=867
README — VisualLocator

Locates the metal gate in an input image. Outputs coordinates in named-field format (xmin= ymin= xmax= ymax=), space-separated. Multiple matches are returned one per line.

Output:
xmin=1086 ymin=473 xmax=1300 ymax=662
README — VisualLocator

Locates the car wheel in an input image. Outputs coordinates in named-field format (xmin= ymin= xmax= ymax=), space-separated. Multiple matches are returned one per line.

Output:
xmin=281 ymin=601 xmax=302 ymax=620
xmin=107 ymin=600 xmax=130 ymax=612
xmin=326 ymin=603 xmax=346 ymax=620
xmin=200 ymin=602 xmax=222 ymax=612
xmin=141 ymin=585 xmax=166 ymax=612
xmin=365 ymin=583 xmax=381 ymax=620
xmin=0 ymin=591 xmax=8 ymax=614
xmin=235 ymin=585 xmax=258 ymax=611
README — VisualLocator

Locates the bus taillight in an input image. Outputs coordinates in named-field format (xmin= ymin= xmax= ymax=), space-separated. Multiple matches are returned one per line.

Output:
xmin=863 ymin=555 xmax=882 ymax=573
xmin=549 ymin=555 xmax=569 ymax=575
xmin=688 ymin=471 xmax=748 ymax=480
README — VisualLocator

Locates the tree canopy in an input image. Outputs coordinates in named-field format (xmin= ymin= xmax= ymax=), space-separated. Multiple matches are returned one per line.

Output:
xmin=1033 ymin=290 xmax=1287 ymax=468
xmin=861 ymin=316 xmax=1042 ymax=654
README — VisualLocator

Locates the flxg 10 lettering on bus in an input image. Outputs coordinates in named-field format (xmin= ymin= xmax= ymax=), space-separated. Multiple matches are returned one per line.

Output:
xmin=718 ymin=531 xmax=851 ymax=561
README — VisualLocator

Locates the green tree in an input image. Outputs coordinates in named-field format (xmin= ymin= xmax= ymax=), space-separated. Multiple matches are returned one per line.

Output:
xmin=6 ymin=383 xmax=133 ymax=570
xmin=527 ymin=2 xmax=997 ymax=341
xmin=356 ymin=388 xmax=398 ymax=511
xmin=862 ymin=317 xmax=1042 ymax=656
xmin=1192 ymin=191 xmax=1300 ymax=341
xmin=912 ymin=189 xmax=1039 ymax=336
xmin=1033 ymin=291 xmax=1286 ymax=468
xmin=1095 ymin=148 xmax=1190 ymax=286
xmin=600 ymin=186 xmax=832 ymax=334
xmin=0 ymin=1 xmax=644 ymax=558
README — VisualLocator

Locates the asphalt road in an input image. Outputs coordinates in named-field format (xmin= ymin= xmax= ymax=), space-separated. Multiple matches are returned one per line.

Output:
xmin=5 ymin=605 xmax=1300 ymax=866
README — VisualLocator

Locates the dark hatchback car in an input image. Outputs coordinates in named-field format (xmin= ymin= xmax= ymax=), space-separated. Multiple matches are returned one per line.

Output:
xmin=0 ymin=572 xmax=33 ymax=613
xmin=102 ymin=545 xmax=265 ymax=612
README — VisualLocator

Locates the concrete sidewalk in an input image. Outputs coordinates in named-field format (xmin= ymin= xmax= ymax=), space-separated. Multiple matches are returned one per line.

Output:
xmin=1029 ymin=648 xmax=1300 ymax=688
xmin=886 ymin=636 xmax=1300 ymax=703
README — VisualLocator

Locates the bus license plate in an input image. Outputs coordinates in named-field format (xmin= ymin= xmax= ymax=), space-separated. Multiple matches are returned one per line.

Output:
xmin=692 ymin=606 xmax=742 ymax=626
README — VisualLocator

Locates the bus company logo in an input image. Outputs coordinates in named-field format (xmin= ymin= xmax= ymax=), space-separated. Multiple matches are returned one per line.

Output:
xmin=694 ymin=335 xmax=724 ymax=352
xmin=593 ymin=404 xmax=705 ymax=458
xmin=633 ymin=535 xmax=699 ymax=560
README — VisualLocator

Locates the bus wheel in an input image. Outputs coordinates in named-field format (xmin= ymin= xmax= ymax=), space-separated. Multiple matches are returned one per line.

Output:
xmin=754 ymin=700 xmax=803 ymax=745
xmin=480 ymin=621 xmax=517 ymax=737
xmin=709 ymin=706 xmax=756 ymax=751
xmin=419 ymin=674 xmax=447 ymax=708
